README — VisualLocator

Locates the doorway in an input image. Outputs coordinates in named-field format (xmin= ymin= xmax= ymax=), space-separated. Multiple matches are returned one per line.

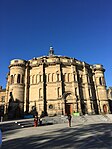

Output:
xmin=65 ymin=104 xmax=71 ymax=115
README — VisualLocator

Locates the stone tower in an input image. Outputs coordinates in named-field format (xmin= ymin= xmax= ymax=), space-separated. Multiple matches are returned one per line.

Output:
xmin=93 ymin=64 xmax=109 ymax=113
xmin=6 ymin=59 xmax=26 ymax=117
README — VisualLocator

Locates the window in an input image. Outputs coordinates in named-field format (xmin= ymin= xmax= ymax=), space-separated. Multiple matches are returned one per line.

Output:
xmin=75 ymin=88 xmax=77 ymax=96
xmin=36 ymin=74 xmax=38 ymax=83
xmin=57 ymin=87 xmax=60 ymax=97
xmin=52 ymin=73 xmax=54 ymax=82
xmin=39 ymin=88 xmax=42 ymax=98
xmin=63 ymin=74 xmax=65 ymax=82
xmin=99 ymin=77 xmax=102 ymax=85
xmin=49 ymin=104 xmax=53 ymax=109
xmin=48 ymin=74 xmax=50 ymax=82
xmin=39 ymin=75 xmax=42 ymax=82
xmin=57 ymin=74 xmax=59 ymax=81
xmin=11 ymin=75 xmax=14 ymax=84
xmin=17 ymin=74 xmax=21 ymax=83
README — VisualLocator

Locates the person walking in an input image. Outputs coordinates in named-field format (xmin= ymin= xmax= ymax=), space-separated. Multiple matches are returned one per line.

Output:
xmin=68 ymin=114 xmax=72 ymax=127
xmin=34 ymin=116 xmax=38 ymax=127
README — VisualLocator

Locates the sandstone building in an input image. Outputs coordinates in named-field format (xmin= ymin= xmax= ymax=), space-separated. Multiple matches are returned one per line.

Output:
xmin=1 ymin=47 xmax=110 ymax=117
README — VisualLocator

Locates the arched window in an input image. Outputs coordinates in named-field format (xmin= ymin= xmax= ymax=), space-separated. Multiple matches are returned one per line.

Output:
xmin=99 ymin=77 xmax=102 ymax=85
xmin=36 ymin=74 xmax=38 ymax=83
xmin=57 ymin=87 xmax=60 ymax=97
xmin=52 ymin=73 xmax=54 ymax=82
xmin=17 ymin=74 xmax=21 ymax=83
xmin=68 ymin=73 xmax=71 ymax=82
xmin=14 ymin=74 xmax=16 ymax=83
xmin=10 ymin=75 xmax=14 ymax=84
xmin=63 ymin=74 xmax=65 ymax=82
xmin=48 ymin=74 xmax=50 ymax=82
xmin=39 ymin=75 xmax=42 ymax=82
xmin=75 ymin=88 xmax=77 ymax=96
xmin=39 ymin=88 xmax=42 ymax=98
xmin=57 ymin=74 xmax=59 ymax=82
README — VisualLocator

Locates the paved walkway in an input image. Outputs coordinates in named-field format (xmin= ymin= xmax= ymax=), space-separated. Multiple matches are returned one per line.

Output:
xmin=2 ymin=120 xmax=112 ymax=149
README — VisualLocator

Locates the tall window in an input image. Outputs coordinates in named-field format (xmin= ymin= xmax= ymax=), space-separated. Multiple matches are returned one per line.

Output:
xmin=39 ymin=75 xmax=42 ymax=82
xmin=57 ymin=87 xmax=60 ymax=97
xmin=52 ymin=73 xmax=54 ymax=82
xmin=39 ymin=88 xmax=42 ymax=98
xmin=36 ymin=74 xmax=38 ymax=83
xmin=48 ymin=74 xmax=50 ymax=82
xmin=10 ymin=75 xmax=14 ymax=84
xmin=75 ymin=87 xmax=77 ymax=96
xmin=99 ymin=77 xmax=102 ymax=85
xmin=63 ymin=74 xmax=65 ymax=82
xmin=68 ymin=73 xmax=71 ymax=82
xmin=57 ymin=74 xmax=59 ymax=81
xmin=17 ymin=74 xmax=21 ymax=83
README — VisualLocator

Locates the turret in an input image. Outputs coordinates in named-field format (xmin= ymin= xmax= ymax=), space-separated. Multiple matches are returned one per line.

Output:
xmin=93 ymin=64 xmax=109 ymax=113
xmin=7 ymin=59 xmax=26 ymax=117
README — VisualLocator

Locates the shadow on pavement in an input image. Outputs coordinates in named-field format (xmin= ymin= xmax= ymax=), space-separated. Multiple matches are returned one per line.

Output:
xmin=2 ymin=123 xmax=112 ymax=149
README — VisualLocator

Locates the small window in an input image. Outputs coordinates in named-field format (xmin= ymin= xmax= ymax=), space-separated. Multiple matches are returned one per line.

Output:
xmin=57 ymin=74 xmax=59 ymax=81
xmin=49 ymin=104 xmax=53 ymax=109
xmin=11 ymin=75 xmax=14 ymax=84
xmin=52 ymin=73 xmax=54 ymax=82
xmin=99 ymin=77 xmax=102 ymax=85
xmin=57 ymin=87 xmax=60 ymax=98
xmin=75 ymin=88 xmax=77 ymax=96
xmin=17 ymin=74 xmax=21 ymax=83
xmin=39 ymin=88 xmax=42 ymax=98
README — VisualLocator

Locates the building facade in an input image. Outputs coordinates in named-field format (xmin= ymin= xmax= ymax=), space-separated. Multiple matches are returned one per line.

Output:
xmin=0 ymin=86 xmax=6 ymax=117
xmin=4 ymin=47 xmax=109 ymax=117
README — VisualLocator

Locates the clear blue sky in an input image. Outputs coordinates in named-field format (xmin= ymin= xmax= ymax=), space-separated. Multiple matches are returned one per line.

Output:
xmin=0 ymin=0 xmax=112 ymax=88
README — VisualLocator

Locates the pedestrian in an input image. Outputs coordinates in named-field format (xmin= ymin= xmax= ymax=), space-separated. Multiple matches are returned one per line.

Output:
xmin=68 ymin=114 xmax=72 ymax=127
xmin=39 ymin=117 xmax=42 ymax=126
xmin=34 ymin=116 xmax=38 ymax=127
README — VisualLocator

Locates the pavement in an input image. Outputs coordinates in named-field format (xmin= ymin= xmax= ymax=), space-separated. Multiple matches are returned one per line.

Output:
xmin=1 ymin=115 xmax=112 ymax=149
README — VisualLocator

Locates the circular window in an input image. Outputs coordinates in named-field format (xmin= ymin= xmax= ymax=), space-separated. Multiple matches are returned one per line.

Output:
xmin=49 ymin=104 xmax=53 ymax=109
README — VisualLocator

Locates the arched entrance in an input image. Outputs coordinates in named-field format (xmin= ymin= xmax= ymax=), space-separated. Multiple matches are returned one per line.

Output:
xmin=62 ymin=92 xmax=73 ymax=115
xmin=103 ymin=104 xmax=107 ymax=114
